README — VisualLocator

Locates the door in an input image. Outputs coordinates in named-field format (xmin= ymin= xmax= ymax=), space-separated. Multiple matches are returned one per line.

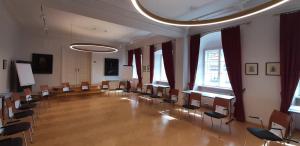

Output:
xmin=62 ymin=47 xmax=91 ymax=85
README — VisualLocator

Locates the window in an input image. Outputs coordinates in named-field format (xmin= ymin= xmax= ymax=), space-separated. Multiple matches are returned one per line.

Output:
xmin=291 ymin=80 xmax=300 ymax=107
xmin=203 ymin=49 xmax=231 ymax=88
xmin=195 ymin=31 xmax=231 ymax=89
xmin=153 ymin=50 xmax=168 ymax=82
xmin=132 ymin=54 xmax=138 ymax=79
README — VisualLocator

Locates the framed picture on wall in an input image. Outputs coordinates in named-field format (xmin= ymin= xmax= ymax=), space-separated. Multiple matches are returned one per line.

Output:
xmin=104 ymin=58 xmax=119 ymax=76
xmin=143 ymin=65 xmax=146 ymax=72
xmin=3 ymin=59 xmax=7 ymax=70
xmin=245 ymin=63 xmax=258 ymax=75
xmin=266 ymin=62 xmax=280 ymax=76
xmin=32 ymin=53 xmax=53 ymax=74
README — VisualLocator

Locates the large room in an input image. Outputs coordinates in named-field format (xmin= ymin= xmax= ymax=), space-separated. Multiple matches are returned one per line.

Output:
xmin=0 ymin=0 xmax=300 ymax=146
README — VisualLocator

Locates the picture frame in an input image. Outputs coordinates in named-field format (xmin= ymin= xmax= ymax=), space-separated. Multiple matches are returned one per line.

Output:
xmin=143 ymin=65 xmax=146 ymax=72
xmin=266 ymin=62 xmax=280 ymax=76
xmin=32 ymin=53 xmax=53 ymax=74
xmin=104 ymin=58 xmax=119 ymax=76
xmin=245 ymin=63 xmax=258 ymax=75
xmin=147 ymin=65 xmax=150 ymax=72
xmin=2 ymin=59 xmax=7 ymax=70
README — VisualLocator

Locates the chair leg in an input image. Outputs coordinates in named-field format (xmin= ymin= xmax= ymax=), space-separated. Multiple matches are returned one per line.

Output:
xmin=220 ymin=119 xmax=222 ymax=128
xmin=29 ymin=129 xmax=33 ymax=143
xmin=32 ymin=116 xmax=36 ymax=127
xmin=211 ymin=117 xmax=214 ymax=127
xmin=23 ymin=131 xmax=28 ymax=146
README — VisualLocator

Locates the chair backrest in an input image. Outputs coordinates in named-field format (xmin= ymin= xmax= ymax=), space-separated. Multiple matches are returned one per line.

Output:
xmin=189 ymin=93 xmax=201 ymax=107
xmin=169 ymin=89 xmax=179 ymax=102
xmin=40 ymin=85 xmax=50 ymax=96
xmin=157 ymin=87 xmax=164 ymax=96
xmin=11 ymin=93 xmax=22 ymax=109
xmin=40 ymin=85 xmax=49 ymax=91
xmin=119 ymin=81 xmax=126 ymax=89
xmin=4 ymin=99 xmax=14 ymax=118
xmin=81 ymin=81 xmax=89 ymax=86
xmin=213 ymin=97 xmax=230 ymax=116
xmin=102 ymin=81 xmax=109 ymax=88
xmin=62 ymin=82 xmax=70 ymax=87
xmin=23 ymin=88 xmax=32 ymax=96
xmin=268 ymin=110 xmax=291 ymax=138
xmin=146 ymin=85 xmax=153 ymax=94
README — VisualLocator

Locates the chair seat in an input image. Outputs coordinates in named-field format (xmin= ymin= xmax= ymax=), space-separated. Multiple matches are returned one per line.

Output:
xmin=247 ymin=128 xmax=283 ymax=141
xmin=3 ymin=122 xmax=31 ymax=135
xmin=13 ymin=110 xmax=34 ymax=119
xmin=18 ymin=103 xmax=37 ymax=110
xmin=182 ymin=104 xmax=200 ymax=110
xmin=21 ymin=98 xmax=40 ymax=104
xmin=163 ymin=99 xmax=176 ymax=104
xmin=204 ymin=111 xmax=226 ymax=119
xmin=150 ymin=95 xmax=162 ymax=98
xmin=0 ymin=138 xmax=23 ymax=146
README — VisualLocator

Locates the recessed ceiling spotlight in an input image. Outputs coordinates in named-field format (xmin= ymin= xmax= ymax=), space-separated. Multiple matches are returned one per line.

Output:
xmin=70 ymin=43 xmax=118 ymax=53
xmin=130 ymin=0 xmax=289 ymax=27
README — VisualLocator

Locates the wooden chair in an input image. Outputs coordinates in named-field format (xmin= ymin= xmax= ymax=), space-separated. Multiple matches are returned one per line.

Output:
xmin=114 ymin=81 xmax=126 ymax=96
xmin=246 ymin=110 xmax=299 ymax=146
xmin=161 ymin=89 xmax=179 ymax=113
xmin=40 ymin=85 xmax=51 ymax=107
xmin=0 ymin=107 xmax=32 ymax=146
xmin=204 ymin=97 xmax=232 ymax=133
xmin=81 ymin=81 xmax=90 ymax=91
xmin=151 ymin=87 xmax=164 ymax=98
xmin=61 ymin=82 xmax=71 ymax=93
xmin=133 ymin=82 xmax=143 ymax=93
xmin=182 ymin=93 xmax=202 ymax=119
xmin=12 ymin=93 xmax=37 ymax=111
xmin=101 ymin=81 xmax=110 ymax=95
xmin=23 ymin=88 xmax=40 ymax=104
xmin=5 ymin=99 xmax=36 ymax=127
xmin=142 ymin=85 xmax=153 ymax=95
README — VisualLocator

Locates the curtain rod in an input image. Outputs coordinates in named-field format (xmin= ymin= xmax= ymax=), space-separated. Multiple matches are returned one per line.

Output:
xmin=199 ymin=21 xmax=251 ymax=36
xmin=273 ymin=9 xmax=300 ymax=16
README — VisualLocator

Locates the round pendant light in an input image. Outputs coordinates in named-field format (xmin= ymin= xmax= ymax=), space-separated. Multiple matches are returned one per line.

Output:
xmin=131 ymin=0 xmax=289 ymax=27
xmin=70 ymin=43 xmax=118 ymax=53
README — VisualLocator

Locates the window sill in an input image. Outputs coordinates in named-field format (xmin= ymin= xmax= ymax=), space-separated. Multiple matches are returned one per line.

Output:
xmin=289 ymin=105 xmax=300 ymax=114
xmin=198 ymin=85 xmax=232 ymax=91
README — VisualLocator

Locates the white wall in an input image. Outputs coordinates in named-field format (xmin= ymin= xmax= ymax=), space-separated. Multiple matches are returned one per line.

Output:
xmin=91 ymin=47 xmax=126 ymax=84
xmin=16 ymin=32 xmax=66 ymax=92
xmin=0 ymin=1 xmax=20 ymax=93
xmin=189 ymin=14 xmax=300 ymax=128
xmin=240 ymin=15 xmax=282 ymax=125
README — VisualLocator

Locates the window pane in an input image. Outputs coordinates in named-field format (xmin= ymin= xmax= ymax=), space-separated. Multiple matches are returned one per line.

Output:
xmin=204 ymin=49 xmax=220 ymax=87
xmin=220 ymin=50 xmax=231 ymax=88
xmin=132 ymin=54 xmax=138 ymax=79
xmin=203 ymin=49 xmax=231 ymax=89
xmin=160 ymin=57 xmax=168 ymax=82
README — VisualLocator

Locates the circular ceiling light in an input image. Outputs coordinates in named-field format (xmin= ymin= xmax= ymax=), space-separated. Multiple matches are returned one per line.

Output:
xmin=131 ymin=0 xmax=289 ymax=27
xmin=70 ymin=43 xmax=118 ymax=53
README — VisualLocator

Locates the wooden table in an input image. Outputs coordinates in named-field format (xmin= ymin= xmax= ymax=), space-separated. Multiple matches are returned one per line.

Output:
xmin=182 ymin=90 xmax=235 ymax=119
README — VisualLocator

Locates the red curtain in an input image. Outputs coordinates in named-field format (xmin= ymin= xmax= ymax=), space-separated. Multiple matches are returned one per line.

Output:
xmin=128 ymin=50 xmax=134 ymax=66
xmin=280 ymin=12 xmax=300 ymax=113
xmin=162 ymin=41 xmax=175 ymax=89
xmin=221 ymin=26 xmax=245 ymax=122
xmin=150 ymin=45 xmax=155 ymax=83
xmin=189 ymin=34 xmax=201 ymax=90
xmin=134 ymin=48 xmax=142 ymax=84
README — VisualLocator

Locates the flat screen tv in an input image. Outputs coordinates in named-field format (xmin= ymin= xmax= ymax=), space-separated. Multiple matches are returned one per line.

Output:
xmin=104 ymin=58 xmax=119 ymax=76
xmin=32 ymin=53 xmax=53 ymax=74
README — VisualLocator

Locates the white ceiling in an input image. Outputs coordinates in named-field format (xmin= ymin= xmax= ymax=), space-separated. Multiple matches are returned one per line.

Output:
xmin=4 ymin=0 xmax=300 ymax=45
xmin=6 ymin=0 xmax=153 ymax=44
